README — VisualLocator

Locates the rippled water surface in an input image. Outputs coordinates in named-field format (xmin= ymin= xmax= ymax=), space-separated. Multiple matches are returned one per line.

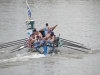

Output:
xmin=0 ymin=0 xmax=100 ymax=75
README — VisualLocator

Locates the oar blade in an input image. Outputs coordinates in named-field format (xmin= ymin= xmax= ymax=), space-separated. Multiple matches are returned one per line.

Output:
xmin=59 ymin=38 xmax=91 ymax=50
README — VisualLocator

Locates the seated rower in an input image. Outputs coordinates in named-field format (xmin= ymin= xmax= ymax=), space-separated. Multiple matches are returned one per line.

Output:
xmin=32 ymin=28 xmax=45 ymax=47
xmin=33 ymin=28 xmax=43 ymax=39
xmin=47 ymin=32 xmax=55 ymax=46
xmin=43 ymin=31 xmax=55 ymax=46
xmin=39 ymin=23 xmax=58 ymax=37
xmin=27 ymin=28 xmax=43 ymax=48
xmin=43 ymin=29 xmax=52 ymax=40
xmin=26 ymin=33 xmax=35 ymax=48
xmin=44 ymin=23 xmax=50 ymax=36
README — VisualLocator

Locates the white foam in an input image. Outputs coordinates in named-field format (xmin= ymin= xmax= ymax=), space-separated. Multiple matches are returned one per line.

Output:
xmin=0 ymin=53 xmax=45 ymax=63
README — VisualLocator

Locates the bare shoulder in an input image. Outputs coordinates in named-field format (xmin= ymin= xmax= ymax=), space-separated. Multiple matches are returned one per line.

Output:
xmin=39 ymin=31 xmax=42 ymax=34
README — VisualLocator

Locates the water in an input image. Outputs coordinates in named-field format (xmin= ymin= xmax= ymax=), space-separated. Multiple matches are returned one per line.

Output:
xmin=0 ymin=0 xmax=100 ymax=75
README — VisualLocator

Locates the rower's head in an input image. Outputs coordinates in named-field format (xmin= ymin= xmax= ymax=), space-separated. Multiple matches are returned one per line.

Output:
xmin=33 ymin=28 xmax=36 ymax=32
xmin=46 ymin=23 xmax=48 ymax=26
xmin=33 ymin=28 xmax=38 ymax=35
xmin=31 ymin=33 xmax=35 ymax=39
xmin=33 ymin=28 xmax=37 ymax=34
xmin=50 ymin=32 xmax=54 ymax=36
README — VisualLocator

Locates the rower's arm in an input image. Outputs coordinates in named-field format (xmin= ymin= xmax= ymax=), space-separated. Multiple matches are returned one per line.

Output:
xmin=39 ymin=28 xmax=44 ymax=31
xmin=50 ymin=24 xmax=58 ymax=31
xmin=51 ymin=36 xmax=55 ymax=43
xmin=39 ymin=32 xmax=43 ymax=39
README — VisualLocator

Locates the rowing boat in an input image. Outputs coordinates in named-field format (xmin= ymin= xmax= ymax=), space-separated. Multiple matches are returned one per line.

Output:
xmin=26 ymin=19 xmax=60 ymax=54
xmin=27 ymin=36 xmax=59 ymax=55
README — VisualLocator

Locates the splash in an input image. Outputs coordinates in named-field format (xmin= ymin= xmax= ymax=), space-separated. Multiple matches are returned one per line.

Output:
xmin=0 ymin=53 xmax=45 ymax=63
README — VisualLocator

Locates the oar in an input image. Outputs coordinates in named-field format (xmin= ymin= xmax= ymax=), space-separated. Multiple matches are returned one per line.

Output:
xmin=0 ymin=38 xmax=26 ymax=46
xmin=60 ymin=38 xmax=84 ymax=46
xmin=0 ymin=43 xmax=26 ymax=49
xmin=0 ymin=41 xmax=26 ymax=49
xmin=62 ymin=45 xmax=88 ymax=52
xmin=59 ymin=38 xmax=90 ymax=50
xmin=10 ymin=45 xmax=27 ymax=53
xmin=0 ymin=38 xmax=26 ymax=44
xmin=0 ymin=40 xmax=26 ymax=47
xmin=63 ymin=40 xmax=90 ymax=50
xmin=0 ymin=38 xmax=27 ymax=49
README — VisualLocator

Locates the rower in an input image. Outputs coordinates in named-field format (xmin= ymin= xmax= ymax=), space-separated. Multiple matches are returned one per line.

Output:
xmin=33 ymin=28 xmax=43 ymax=39
xmin=43 ymin=29 xmax=52 ymax=40
xmin=47 ymin=32 xmax=55 ymax=46
xmin=43 ymin=23 xmax=50 ymax=36
xmin=42 ymin=30 xmax=55 ymax=46
xmin=39 ymin=23 xmax=58 ymax=37
xmin=26 ymin=33 xmax=35 ymax=48
xmin=33 ymin=28 xmax=45 ymax=47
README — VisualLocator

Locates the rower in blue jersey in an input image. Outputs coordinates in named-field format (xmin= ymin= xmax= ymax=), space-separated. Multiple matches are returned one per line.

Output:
xmin=44 ymin=23 xmax=50 ymax=36
xmin=39 ymin=23 xmax=58 ymax=37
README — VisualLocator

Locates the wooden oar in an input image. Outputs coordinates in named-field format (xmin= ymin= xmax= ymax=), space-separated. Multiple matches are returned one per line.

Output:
xmin=0 ymin=40 xmax=26 ymax=46
xmin=60 ymin=38 xmax=84 ymax=46
xmin=59 ymin=38 xmax=91 ymax=50
xmin=62 ymin=45 xmax=87 ymax=52
xmin=10 ymin=45 xmax=27 ymax=53
xmin=0 ymin=38 xmax=27 ymax=49
xmin=0 ymin=42 xmax=26 ymax=49
xmin=0 ymin=38 xmax=26 ymax=46
xmin=0 ymin=41 xmax=26 ymax=49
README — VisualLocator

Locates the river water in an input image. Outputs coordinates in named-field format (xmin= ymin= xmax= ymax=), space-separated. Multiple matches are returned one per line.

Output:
xmin=0 ymin=0 xmax=100 ymax=75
